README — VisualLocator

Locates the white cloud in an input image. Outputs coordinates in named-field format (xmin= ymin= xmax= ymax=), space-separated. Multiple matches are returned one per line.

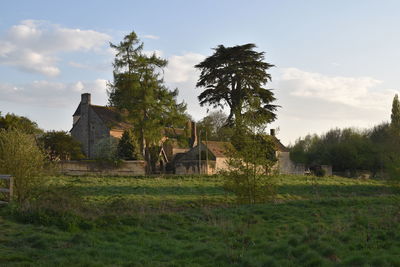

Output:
xmin=280 ymin=67 xmax=397 ymax=110
xmin=142 ymin=34 xmax=159 ymax=40
xmin=0 ymin=79 xmax=108 ymax=108
xmin=0 ymin=20 xmax=111 ymax=76
xmin=162 ymin=52 xmax=209 ymax=121
xmin=164 ymin=53 xmax=205 ymax=83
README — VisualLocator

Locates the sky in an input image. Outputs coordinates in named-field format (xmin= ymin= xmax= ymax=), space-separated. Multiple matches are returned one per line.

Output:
xmin=1 ymin=0 xmax=399 ymax=145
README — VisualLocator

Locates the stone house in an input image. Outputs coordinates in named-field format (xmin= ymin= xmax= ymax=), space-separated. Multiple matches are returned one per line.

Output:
xmin=271 ymin=130 xmax=306 ymax=175
xmin=174 ymin=130 xmax=306 ymax=175
xmin=71 ymin=93 xmax=197 ymax=161
xmin=70 ymin=93 xmax=132 ymax=158
xmin=174 ymin=141 xmax=232 ymax=175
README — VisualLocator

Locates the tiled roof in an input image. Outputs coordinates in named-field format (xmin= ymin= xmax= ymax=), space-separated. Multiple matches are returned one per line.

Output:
xmin=90 ymin=105 xmax=132 ymax=130
xmin=202 ymin=141 xmax=232 ymax=157
xmin=202 ymin=137 xmax=288 ymax=157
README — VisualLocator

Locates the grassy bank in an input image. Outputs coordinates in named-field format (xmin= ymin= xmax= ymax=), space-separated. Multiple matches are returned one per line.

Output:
xmin=1 ymin=175 xmax=399 ymax=266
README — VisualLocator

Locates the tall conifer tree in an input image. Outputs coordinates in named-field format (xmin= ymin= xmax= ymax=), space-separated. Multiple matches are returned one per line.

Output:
xmin=107 ymin=31 xmax=187 ymax=172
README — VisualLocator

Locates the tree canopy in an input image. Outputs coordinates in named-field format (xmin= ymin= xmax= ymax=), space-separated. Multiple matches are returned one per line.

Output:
xmin=195 ymin=44 xmax=278 ymax=127
xmin=197 ymin=111 xmax=232 ymax=141
xmin=0 ymin=112 xmax=42 ymax=135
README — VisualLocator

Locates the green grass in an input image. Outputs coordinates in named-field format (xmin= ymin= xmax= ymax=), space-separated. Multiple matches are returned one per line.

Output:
xmin=1 ymin=174 xmax=400 ymax=266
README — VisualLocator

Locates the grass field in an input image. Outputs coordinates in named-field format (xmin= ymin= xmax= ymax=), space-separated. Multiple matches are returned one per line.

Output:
xmin=1 ymin=174 xmax=400 ymax=266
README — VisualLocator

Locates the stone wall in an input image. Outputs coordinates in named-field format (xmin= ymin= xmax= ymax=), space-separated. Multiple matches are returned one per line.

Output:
xmin=58 ymin=160 xmax=146 ymax=176
xmin=275 ymin=151 xmax=306 ymax=175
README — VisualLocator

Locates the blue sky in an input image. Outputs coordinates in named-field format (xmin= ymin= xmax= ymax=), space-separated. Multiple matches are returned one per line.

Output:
xmin=1 ymin=0 xmax=399 ymax=144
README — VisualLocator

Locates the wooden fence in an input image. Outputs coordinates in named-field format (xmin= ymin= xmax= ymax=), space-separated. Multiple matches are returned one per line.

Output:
xmin=0 ymin=175 xmax=13 ymax=204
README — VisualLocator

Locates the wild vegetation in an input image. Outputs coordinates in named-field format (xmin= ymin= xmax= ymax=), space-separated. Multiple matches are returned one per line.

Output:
xmin=1 ymin=174 xmax=400 ymax=266
xmin=0 ymin=129 xmax=46 ymax=203
xmin=0 ymin=112 xmax=43 ymax=135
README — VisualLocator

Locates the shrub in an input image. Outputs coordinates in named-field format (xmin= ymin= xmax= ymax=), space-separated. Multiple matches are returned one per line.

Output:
xmin=314 ymin=168 xmax=326 ymax=177
xmin=222 ymin=126 xmax=277 ymax=204
xmin=38 ymin=130 xmax=85 ymax=161
xmin=117 ymin=129 xmax=141 ymax=160
xmin=0 ymin=129 xmax=46 ymax=203
xmin=93 ymin=137 xmax=119 ymax=161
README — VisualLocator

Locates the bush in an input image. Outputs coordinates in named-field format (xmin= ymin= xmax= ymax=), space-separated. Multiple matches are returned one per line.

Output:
xmin=314 ymin=168 xmax=326 ymax=177
xmin=38 ymin=130 xmax=85 ymax=161
xmin=93 ymin=137 xmax=119 ymax=161
xmin=117 ymin=129 xmax=141 ymax=160
xmin=0 ymin=129 xmax=46 ymax=203
xmin=222 ymin=127 xmax=277 ymax=204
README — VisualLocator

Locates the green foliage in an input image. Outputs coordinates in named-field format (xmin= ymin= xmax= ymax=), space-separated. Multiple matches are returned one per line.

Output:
xmin=93 ymin=137 xmax=119 ymax=161
xmin=0 ymin=112 xmax=42 ymax=134
xmin=391 ymin=94 xmax=400 ymax=132
xmin=314 ymin=167 xmax=326 ymax=177
xmin=195 ymin=43 xmax=278 ymax=126
xmin=386 ymin=94 xmax=400 ymax=181
xmin=38 ymin=131 xmax=85 ymax=161
xmin=290 ymin=128 xmax=379 ymax=174
xmin=107 ymin=31 xmax=187 ymax=172
xmin=0 ymin=129 xmax=46 ymax=203
xmin=197 ymin=110 xmax=233 ymax=141
xmin=223 ymin=126 xmax=277 ymax=204
xmin=117 ymin=129 xmax=141 ymax=160
xmin=289 ymin=135 xmax=315 ymax=164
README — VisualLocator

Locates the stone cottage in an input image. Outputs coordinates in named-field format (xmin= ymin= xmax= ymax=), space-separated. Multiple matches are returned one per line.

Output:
xmin=70 ymin=93 xmax=132 ymax=158
xmin=270 ymin=129 xmax=306 ymax=175
xmin=174 ymin=130 xmax=306 ymax=175
xmin=174 ymin=141 xmax=231 ymax=175
xmin=71 ymin=93 xmax=197 ymax=161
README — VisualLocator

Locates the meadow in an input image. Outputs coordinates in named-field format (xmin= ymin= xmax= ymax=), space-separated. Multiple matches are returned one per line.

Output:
xmin=1 ymin=174 xmax=400 ymax=266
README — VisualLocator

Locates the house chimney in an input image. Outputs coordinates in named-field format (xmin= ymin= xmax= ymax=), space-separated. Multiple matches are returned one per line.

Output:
xmin=270 ymin=129 xmax=275 ymax=136
xmin=81 ymin=93 xmax=91 ymax=104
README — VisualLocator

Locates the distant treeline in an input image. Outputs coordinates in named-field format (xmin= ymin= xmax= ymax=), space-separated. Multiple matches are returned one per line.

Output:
xmin=290 ymin=124 xmax=389 ymax=174
xmin=290 ymin=95 xmax=400 ymax=178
